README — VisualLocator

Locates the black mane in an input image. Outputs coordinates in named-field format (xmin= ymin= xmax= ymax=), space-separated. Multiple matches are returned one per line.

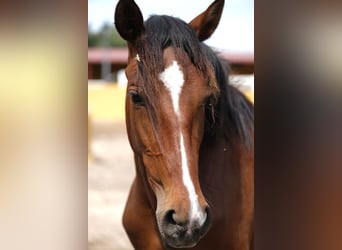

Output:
xmin=135 ymin=15 xmax=253 ymax=146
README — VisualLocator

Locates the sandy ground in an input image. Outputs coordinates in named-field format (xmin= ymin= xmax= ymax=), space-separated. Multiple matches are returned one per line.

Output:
xmin=88 ymin=122 xmax=134 ymax=250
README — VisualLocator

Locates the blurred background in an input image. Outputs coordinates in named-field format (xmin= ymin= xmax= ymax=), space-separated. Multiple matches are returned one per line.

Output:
xmin=0 ymin=0 xmax=340 ymax=249
xmin=88 ymin=0 xmax=254 ymax=249
xmin=0 ymin=1 xmax=88 ymax=250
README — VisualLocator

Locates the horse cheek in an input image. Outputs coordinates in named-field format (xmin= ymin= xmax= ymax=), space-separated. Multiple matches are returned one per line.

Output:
xmin=134 ymin=108 xmax=160 ymax=155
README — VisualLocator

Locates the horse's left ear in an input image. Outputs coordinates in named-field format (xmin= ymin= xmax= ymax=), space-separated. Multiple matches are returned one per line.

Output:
xmin=189 ymin=0 xmax=225 ymax=42
xmin=114 ymin=0 xmax=144 ymax=44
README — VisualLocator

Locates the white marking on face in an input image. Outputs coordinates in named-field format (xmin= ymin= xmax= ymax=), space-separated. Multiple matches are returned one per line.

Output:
xmin=180 ymin=135 xmax=207 ymax=225
xmin=159 ymin=60 xmax=206 ymax=225
xmin=159 ymin=61 xmax=183 ymax=115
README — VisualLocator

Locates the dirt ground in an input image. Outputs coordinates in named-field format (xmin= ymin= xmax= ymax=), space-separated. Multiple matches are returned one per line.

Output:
xmin=88 ymin=121 xmax=134 ymax=250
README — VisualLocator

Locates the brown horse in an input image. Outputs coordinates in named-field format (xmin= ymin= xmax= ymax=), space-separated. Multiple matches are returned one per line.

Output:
xmin=115 ymin=0 xmax=254 ymax=249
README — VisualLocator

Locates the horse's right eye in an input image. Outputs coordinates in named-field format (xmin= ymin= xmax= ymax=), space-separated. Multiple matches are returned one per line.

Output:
xmin=128 ymin=90 xmax=144 ymax=105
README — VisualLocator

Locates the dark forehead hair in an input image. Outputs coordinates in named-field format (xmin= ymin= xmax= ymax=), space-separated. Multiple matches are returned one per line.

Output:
xmin=141 ymin=15 xmax=209 ymax=72
xmin=134 ymin=15 xmax=253 ymax=146
xmin=135 ymin=15 xmax=217 ymax=111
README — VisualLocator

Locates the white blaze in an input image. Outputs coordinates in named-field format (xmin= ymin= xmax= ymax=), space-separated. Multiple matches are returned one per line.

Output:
xmin=159 ymin=61 xmax=183 ymax=114
xmin=159 ymin=61 xmax=206 ymax=224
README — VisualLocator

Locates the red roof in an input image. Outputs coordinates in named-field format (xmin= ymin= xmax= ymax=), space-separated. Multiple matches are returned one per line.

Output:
xmin=88 ymin=48 xmax=128 ymax=64
xmin=88 ymin=48 xmax=253 ymax=65
xmin=219 ymin=51 xmax=254 ymax=64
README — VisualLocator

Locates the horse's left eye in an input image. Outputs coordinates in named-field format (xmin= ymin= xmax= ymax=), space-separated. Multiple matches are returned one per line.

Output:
xmin=128 ymin=90 xmax=144 ymax=105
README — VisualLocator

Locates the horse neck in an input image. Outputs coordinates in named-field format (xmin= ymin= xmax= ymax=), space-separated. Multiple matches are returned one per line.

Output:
xmin=199 ymin=81 xmax=254 ymax=186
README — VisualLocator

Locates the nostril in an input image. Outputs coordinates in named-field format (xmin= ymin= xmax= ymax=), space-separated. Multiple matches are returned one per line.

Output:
xmin=164 ymin=209 xmax=189 ymax=226
xmin=164 ymin=209 xmax=177 ymax=225
xmin=205 ymin=206 xmax=210 ymax=218
xmin=202 ymin=206 xmax=211 ymax=227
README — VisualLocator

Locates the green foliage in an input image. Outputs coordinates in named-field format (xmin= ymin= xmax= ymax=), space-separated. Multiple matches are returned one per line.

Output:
xmin=88 ymin=23 xmax=126 ymax=48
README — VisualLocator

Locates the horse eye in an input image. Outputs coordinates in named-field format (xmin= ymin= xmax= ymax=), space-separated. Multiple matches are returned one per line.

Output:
xmin=128 ymin=90 xmax=144 ymax=105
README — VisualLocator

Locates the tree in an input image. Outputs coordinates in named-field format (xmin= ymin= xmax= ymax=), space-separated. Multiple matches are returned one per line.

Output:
xmin=88 ymin=23 xmax=126 ymax=47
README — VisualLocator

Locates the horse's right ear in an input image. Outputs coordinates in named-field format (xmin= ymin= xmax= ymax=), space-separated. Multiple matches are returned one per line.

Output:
xmin=115 ymin=0 xmax=144 ymax=43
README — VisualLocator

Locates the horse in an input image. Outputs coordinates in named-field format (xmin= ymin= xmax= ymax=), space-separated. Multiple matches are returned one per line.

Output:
xmin=114 ymin=0 xmax=254 ymax=249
